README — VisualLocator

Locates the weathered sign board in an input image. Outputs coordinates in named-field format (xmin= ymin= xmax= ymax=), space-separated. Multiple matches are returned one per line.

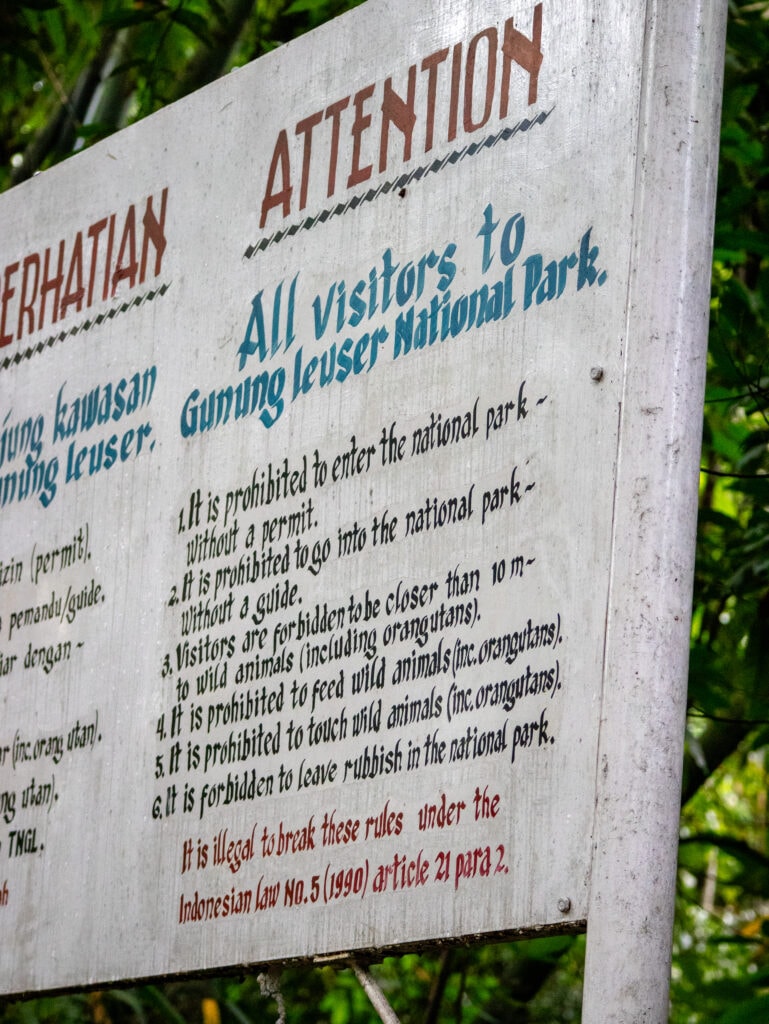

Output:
xmin=0 ymin=0 xmax=725 ymax=1015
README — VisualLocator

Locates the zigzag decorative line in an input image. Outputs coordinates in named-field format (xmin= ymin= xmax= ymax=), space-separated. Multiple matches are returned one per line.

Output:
xmin=0 ymin=282 xmax=171 ymax=372
xmin=244 ymin=107 xmax=554 ymax=259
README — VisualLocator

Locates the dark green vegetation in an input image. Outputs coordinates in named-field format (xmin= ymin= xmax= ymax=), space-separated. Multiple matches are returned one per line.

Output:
xmin=1 ymin=0 xmax=768 ymax=1020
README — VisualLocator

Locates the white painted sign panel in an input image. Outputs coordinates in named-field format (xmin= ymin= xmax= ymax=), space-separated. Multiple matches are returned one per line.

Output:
xmin=0 ymin=0 xmax=724 ymax=1005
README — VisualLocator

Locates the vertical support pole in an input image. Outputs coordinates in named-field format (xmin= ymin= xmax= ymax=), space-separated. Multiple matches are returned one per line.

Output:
xmin=581 ymin=1 xmax=727 ymax=1022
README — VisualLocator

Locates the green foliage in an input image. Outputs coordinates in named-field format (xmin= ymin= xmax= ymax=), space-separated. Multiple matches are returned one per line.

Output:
xmin=0 ymin=0 xmax=365 ymax=189
xmin=1 ymin=0 xmax=768 ymax=1021
xmin=675 ymin=5 xmax=769 ymax=1017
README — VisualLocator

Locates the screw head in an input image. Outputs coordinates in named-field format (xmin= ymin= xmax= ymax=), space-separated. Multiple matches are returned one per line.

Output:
xmin=590 ymin=366 xmax=604 ymax=382
xmin=557 ymin=897 xmax=571 ymax=914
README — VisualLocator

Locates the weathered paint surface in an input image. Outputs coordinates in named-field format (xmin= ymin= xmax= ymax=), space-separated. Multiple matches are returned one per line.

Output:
xmin=0 ymin=0 xmax=723 ymax=1007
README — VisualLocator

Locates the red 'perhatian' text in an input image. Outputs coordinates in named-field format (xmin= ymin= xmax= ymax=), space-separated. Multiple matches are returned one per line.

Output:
xmin=0 ymin=187 xmax=169 ymax=347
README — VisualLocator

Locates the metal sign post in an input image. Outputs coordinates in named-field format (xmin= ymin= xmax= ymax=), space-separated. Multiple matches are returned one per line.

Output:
xmin=583 ymin=1 xmax=726 ymax=1019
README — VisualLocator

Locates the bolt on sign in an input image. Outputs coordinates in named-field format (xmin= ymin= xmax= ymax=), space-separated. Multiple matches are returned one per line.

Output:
xmin=0 ymin=0 xmax=725 ymax=1017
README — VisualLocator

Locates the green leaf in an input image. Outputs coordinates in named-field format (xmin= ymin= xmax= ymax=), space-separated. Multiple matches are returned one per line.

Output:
xmin=285 ymin=0 xmax=326 ymax=13
xmin=40 ymin=7 xmax=66 ymax=55
xmin=716 ymin=995 xmax=769 ymax=1024
xmin=142 ymin=986 xmax=189 ymax=1024
xmin=714 ymin=228 xmax=769 ymax=258
xmin=170 ymin=7 xmax=214 ymax=44
xmin=100 ymin=8 xmax=161 ymax=29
